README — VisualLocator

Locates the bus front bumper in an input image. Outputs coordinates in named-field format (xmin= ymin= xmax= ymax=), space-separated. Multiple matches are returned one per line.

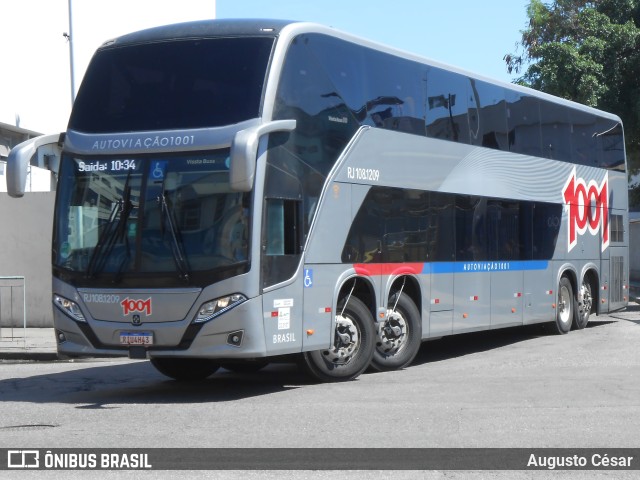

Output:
xmin=53 ymin=296 xmax=269 ymax=359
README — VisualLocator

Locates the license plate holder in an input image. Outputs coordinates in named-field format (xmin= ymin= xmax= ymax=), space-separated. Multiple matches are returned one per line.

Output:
xmin=119 ymin=331 xmax=153 ymax=346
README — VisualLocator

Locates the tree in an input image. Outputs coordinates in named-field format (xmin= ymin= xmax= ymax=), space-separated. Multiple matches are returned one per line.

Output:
xmin=505 ymin=0 xmax=640 ymax=206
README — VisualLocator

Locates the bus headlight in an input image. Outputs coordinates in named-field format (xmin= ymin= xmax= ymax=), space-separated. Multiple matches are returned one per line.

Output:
xmin=194 ymin=294 xmax=247 ymax=324
xmin=53 ymin=294 xmax=86 ymax=323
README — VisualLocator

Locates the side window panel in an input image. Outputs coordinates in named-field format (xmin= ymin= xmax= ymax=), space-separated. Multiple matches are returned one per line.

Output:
xmin=540 ymin=100 xmax=572 ymax=161
xmin=486 ymin=200 xmax=521 ymax=260
xmin=455 ymin=196 xmax=486 ymax=261
xmin=532 ymin=202 xmax=562 ymax=259
xmin=427 ymin=192 xmax=455 ymax=261
xmin=426 ymin=67 xmax=469 ymax=143
xmin=596 ymin=119 xmax=625 ymax=171
xmin=343 ymin=188 xmax=561 ymax=264
xmin=468 ymin=80 xmax=508 ymax=150
xmin=571 ymin=110 xmax=598 ymax=167
xmin=363 ymin=50 xmax=427 ymax=136
xmin=506 ymin=91 xmax=542 ymax=157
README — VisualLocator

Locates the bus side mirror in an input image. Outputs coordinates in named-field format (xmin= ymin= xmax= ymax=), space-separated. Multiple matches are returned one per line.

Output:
xmin=230 ymin=119 xmax=296 ymax=191
xmin=6 ymin=133 xmax=63 ymax=198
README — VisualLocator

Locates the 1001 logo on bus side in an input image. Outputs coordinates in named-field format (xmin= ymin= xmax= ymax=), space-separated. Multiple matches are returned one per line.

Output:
xmin=563 ymin=168 xmax=609 ymax=252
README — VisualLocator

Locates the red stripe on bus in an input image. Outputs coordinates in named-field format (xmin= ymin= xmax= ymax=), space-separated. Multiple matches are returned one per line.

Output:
xmin=353 ymin=263 xmax=424 ymax=276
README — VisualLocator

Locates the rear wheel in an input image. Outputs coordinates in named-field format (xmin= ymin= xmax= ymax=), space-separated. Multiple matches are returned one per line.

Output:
xmin=574 ymin=277 xmax=592 ymax=330
xmin=551 ymin=277 xmax=574 ymax=335
xmin=370 ymin=293 xmax=421 ymax=371
xmin=302 ymin=296 xmax=375 ymax=382
xmin=150 ymin=357 xmax=219 ymax=381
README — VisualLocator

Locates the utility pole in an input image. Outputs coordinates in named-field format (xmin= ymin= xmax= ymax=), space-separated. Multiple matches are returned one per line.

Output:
xmin=64 ymin=0 xmax=76 ymax=106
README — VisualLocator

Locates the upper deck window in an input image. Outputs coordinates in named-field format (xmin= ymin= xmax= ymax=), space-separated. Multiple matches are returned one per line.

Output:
xmin=69 ymin=37 xmax=275 ymax=133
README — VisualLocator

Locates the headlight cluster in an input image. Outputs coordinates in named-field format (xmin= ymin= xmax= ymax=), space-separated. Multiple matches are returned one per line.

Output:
xmin=53 ymin=295 xmax=86 ymax=322
xmin=194 ymin=294 xmax=247 ymax=324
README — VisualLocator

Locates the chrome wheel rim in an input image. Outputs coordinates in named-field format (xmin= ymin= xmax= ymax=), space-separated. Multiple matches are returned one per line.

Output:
xmin=323 ymin=315 xmax=360 ymax=364
xmin=377 ymin=310 xmax=408 ymax=356
xmin=558 ymin=284 xmax=572 ymax=326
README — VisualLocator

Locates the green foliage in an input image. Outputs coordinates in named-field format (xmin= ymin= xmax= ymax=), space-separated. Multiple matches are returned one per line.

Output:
xmin=505 ymin=0 xmax=640 ymax=201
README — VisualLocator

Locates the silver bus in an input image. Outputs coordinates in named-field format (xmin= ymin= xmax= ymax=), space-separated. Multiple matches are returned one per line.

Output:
xmin=7 ymin=19 xmax=628 ymax=382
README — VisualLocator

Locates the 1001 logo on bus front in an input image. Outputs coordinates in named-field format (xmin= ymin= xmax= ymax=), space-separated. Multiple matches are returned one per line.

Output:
xmin=562 ymin=168 xmax=609 ymax=252
xmin=121 ymin=297 xmax=152 ymax=316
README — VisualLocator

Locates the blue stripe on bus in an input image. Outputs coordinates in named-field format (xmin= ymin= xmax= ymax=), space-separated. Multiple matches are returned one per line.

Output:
xmin=424 ymin=260 xmax=549 ymax=274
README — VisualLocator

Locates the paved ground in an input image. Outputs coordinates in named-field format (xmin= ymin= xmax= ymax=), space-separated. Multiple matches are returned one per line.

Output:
xmin=0 ymin=326 xmax=58 ymax=360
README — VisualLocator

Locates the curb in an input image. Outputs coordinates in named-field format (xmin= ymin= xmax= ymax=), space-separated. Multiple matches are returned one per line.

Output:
xmin=0 ymin=351 xmax=60 ymax=361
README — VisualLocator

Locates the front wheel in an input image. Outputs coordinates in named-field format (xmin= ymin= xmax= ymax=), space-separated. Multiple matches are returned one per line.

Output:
xmin=550 ymin=277 xmax=574 ymax=335
xmin=302 ymin=296 xmax=375 ymax=382
xmin=370 ymin=293 xmax=422 ymax=371
xmin=150 ymin=357 xmax=220 ymax=381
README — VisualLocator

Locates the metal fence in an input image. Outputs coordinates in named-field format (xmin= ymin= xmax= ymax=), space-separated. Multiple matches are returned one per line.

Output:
xmin=0 ymin=276 xmax=26 ymax=343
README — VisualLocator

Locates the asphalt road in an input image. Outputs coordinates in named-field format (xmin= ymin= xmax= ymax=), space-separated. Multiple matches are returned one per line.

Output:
xmin=1 ymin=310 xmax=639 ymax=479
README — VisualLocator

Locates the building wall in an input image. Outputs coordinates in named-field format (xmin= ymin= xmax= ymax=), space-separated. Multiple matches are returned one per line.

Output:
xmin=0 ymin=192 xmax=55 ymax=327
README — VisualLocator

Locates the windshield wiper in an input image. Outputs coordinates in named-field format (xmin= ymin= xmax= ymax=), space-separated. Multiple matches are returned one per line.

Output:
xmin=158 ymin=191 xmax=191 ymax=281
xmin=86 ymin=173 xmax=134 ymax=278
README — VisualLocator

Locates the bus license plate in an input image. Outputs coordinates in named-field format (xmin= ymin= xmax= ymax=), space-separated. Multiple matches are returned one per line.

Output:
xmin=120 ymin=332 xmax=153 ymax=345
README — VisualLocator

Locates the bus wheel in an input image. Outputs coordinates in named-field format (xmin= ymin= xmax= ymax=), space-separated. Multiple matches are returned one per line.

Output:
xmin=150 ymin=357 xmax=219 ymax=381
xmin=302 ymin=296 xmax=375 ymax=382
xmin=370 ymin=293 xmax=421 ymax=371
xmin=551 ymin=277 xmax=574 ymax=335
xmin=574 ymin=278 xmax=593 ymax=330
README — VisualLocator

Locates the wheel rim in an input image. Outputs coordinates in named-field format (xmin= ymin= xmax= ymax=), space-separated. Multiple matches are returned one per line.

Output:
xmin=558 ymin=284 xmax=572 ymax=326
xmin=377 ymin=309 xmax=408 ymax=356
xmin=579 ymin=281 xmax=592 ymax=320
xmin=323 ymin=314 xmax=361 ymax=365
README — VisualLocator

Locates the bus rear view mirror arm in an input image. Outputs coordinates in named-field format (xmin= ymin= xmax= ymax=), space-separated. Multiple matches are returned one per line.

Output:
xmin=6 ymin=133 xmax=63 ymax=198
xmin=230 ymin=119 xmax=296 ymax=191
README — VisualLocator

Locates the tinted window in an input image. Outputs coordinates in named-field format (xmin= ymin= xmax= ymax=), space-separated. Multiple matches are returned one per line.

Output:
xmin=456 ymin=196 xmax=486 ymax=261
xmin=506 ymin=91 xmax=542 ymax=157
xmin=426 ymin=67 xmax=469 ymax=143
xmin=571 ymin=110 xmax=598 ymax=167
xmin=343 ymin=187 xmax=561 ymax=264
xmin=540 ymin=100 xmax=572 ymax=161
xmin=427 ymin=192 xmax=455 ymax=261
xmin=532 ymin=202 xmax=561 ymax=259
xmin=363 ymin=50 xmax=426 ymax=135
xmin=70 ymin=37 xmax=274 ymax=132
xmin=273 ymin=35 xmax=358 ymax=180
xmin=596 ymin=118 xmax=625 ymax=171
xmin=468 ymin=81 xmax=507 ymax=150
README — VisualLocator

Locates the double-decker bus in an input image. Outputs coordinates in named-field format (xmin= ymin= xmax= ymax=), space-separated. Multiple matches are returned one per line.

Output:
xmin=7 ymin=19 xmax=628 ymax=382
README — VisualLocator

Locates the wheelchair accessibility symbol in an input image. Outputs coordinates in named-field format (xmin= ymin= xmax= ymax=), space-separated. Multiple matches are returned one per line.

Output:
xmin=304 ymin=269 xmax=313 ymax=288
xmin=151 ymin=160 xmax=167 ymax=180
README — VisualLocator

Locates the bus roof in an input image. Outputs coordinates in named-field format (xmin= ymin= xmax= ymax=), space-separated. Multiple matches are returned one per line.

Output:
xmin=98 ymin=19 xmax=296 ymax=48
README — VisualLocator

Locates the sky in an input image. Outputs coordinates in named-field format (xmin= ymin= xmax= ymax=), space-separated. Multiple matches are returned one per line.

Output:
xmin=1 ymin=0 xmax=531 ymax=135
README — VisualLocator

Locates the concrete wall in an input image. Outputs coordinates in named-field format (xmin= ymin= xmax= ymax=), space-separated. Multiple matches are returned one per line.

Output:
xmin=0 ymin=192 xmax=55 ymax=327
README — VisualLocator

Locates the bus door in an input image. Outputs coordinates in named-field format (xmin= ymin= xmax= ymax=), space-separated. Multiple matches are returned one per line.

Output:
xmin=261 ymin=197 xmax=304 ymax=355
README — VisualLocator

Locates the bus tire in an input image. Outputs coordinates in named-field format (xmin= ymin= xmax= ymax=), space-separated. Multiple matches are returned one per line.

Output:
xmin=150 ymin=357 xmax=219 ymax=381
xmin=302 ymin=296 xmax=375 ymax=382
xmin=370 ymin=293 xmax=421 ymax=371
xmin=574 ymin=277 xmax=592 ymax=330
xmin=551 ymin=277 xmax=574 ymax=335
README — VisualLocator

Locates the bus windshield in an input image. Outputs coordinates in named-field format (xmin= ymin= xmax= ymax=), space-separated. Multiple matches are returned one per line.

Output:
xmin=68 ymin=37 xmax=275 ymax=133
xmin=53 ymin=150 xmax=250 ymax=287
